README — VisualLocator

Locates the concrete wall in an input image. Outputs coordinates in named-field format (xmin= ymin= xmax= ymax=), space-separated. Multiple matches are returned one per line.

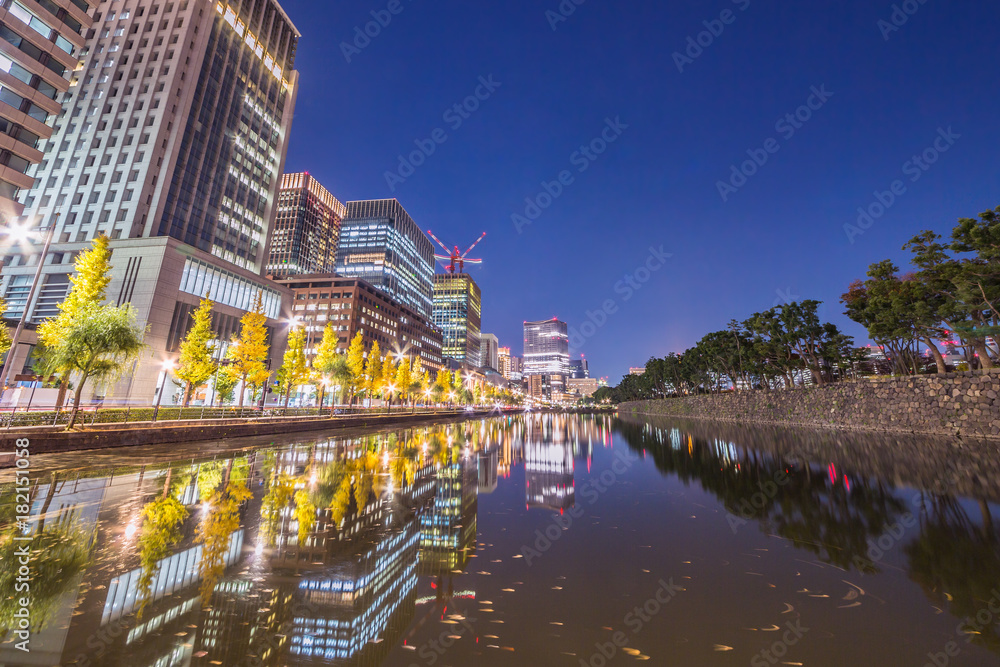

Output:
xmin=620 ymin=369 xmax=1000 ymax=439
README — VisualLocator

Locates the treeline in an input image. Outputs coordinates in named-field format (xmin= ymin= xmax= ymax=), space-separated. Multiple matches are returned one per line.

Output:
xmin=594 ymin=205 xmax=1000 ymax=403
xmin=14 ymin=235 xmax=517 ymax=430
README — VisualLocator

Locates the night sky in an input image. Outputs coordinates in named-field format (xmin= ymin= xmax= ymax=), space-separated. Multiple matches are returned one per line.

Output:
xmin=277 ymin=0 xmax=1000 ymax=382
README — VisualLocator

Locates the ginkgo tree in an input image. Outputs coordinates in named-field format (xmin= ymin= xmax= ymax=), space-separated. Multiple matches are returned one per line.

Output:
xmin=346 ymin=332 xmax=366 ymax=405
xmin=277 ymin=324 xmax=312 ymax=409
xmin=175 ymin=297 xmax=217 ymax=407
xmin=37 ymin=235 xmax=113 ymax=409
xmin=225 ymin=292 xmax=271 ymax=408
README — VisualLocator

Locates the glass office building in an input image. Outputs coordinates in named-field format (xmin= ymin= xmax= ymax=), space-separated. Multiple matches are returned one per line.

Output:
xmin=2 ymin=0 xmax=300 ymax=404
xmin=267 ymin=172 xmax=345 ymax=278
xmin=335 ymin=199 xmax=434 ymax=321
xmin=523 ymin=318 xmax=570 ymax=377
xmin=0 ymin=0 xmax=95 ymax=220
xmin=432 ymin=272 xmax=482 ymax=369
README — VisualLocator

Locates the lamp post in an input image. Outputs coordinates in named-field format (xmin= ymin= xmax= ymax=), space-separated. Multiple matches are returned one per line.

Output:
xmin=153 ymin=359 xmax=175 ymax=422
xmin=0 ymin=216 xmax=58 ymax=392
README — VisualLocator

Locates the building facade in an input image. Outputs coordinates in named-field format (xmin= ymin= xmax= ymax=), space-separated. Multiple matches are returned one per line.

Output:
xmin=266 ymin=172 xmax=344 ymax=278
xmin=0 ymin=0 xmax=95 ymax=220
xmin=567 ymin=377 xmax=598 ymax=398
xmin=480 ymin=332 xmax=498 ymax=370
xmin=334 ymin=198 xmax=434 ymax=321
xmin=2 ymin=0 xmax=301 ymax=403
xmin=432 ymin=272 xmax=481 ymax=369
xmin=569 ymin=355 xmax=589 ymax=379
xmin=497 ymin=346 xmax=510 ymax=378
xmin=276 ymin=273 xmax=443 ymax=372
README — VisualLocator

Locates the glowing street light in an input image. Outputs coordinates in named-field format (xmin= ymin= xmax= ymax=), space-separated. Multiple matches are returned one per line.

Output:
xmin=0 ymin=215 xmax=58 ymax=389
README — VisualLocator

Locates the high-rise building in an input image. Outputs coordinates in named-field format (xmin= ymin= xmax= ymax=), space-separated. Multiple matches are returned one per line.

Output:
xmin=509 ymin=354 xmax=523 ymax=381
xmin=0 ymin=0 xmax=96 ymax=220
xmin=432 ymin=272 xmax=481 ymax=369
xmin=569 ymin=355 xmax=590 ymax=379
xmin=267 ymin=172 xmax=344 ymax=278
xmin=498 ymin=346 xmax=511 ymax=378
xmin=2 ymin=0 xmax=301 ymax=403
xmin=335 ymin=199 xmax=434 ymax=321
xmin=524 ymin=318 xmax=569 ymax=377
xmin=480 ymin=332 xmax=498 ymax=370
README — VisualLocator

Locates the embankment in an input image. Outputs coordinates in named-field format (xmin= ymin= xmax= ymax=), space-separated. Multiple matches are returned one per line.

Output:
xmin=621 ymin=369 xmax=1000 ymax=439
xmin=0 ymin=409 xmax=501 ymax=456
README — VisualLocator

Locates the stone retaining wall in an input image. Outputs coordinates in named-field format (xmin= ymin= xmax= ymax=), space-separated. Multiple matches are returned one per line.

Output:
xmin=620 ymin=369 xmax=1000 ymax=439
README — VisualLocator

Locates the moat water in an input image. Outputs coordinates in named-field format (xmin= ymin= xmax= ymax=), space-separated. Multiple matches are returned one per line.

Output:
xmin=1 ymin=413 xmax=998 ymax=666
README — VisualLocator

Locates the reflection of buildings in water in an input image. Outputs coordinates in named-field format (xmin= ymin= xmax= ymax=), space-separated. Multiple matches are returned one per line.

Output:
xmin=288 ymin=518 xmax=420 ymax=664
xmin=525 ymin=440 xmax=575 ymax=511
xmin=419 ymin=455 xmax=479 ymax=575
xmin=478 ymin=448 xmax=499 ymax=494
xmin=0 ymin=460 xmax=251 ymax=667
xmin=245 ymin=442 xmax=433 ymax=666
xmin=525 ymin=416 xmax=576 ymax=511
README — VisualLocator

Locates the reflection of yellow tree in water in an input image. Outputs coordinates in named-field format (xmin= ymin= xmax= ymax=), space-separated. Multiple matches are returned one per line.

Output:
xmin=907 ymin=495 xmax=1000 ymax=654
xmin=318 ymin=451 xmax=385 ymax=527
xmin=293 ymin=490 xmax=316 ymax=543
xmin=195 ymin=469 xmax=251 ymax=605
xmin=0 ymin=510 xmax=91 ymax=634
xmin=135 ymin=464 xmax=199 ymax=617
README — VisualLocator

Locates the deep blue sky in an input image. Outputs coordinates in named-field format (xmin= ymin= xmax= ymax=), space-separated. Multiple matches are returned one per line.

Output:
xmin=278 ymin=0 xmax=1000 ymax=382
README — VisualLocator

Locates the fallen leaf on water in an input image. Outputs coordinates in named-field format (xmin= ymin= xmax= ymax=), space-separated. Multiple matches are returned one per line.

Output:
xmin=838 ymin=602 xmax=862 ymax=609
xmin=623 ymin=647 xmax=641 ymax=655
xmin=714 ymin=645 xmax=734 ymax=651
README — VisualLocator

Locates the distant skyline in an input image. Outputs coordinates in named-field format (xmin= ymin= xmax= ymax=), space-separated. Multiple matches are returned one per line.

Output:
xmin=278 ymin=0 xmax=1000 ymax=381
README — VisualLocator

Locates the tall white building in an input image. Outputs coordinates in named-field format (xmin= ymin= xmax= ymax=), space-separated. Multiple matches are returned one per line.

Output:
xmin=1 ymin=0 xmax=300 ymax=403
xmin=480 ymin=332 xmax=498 ymax=370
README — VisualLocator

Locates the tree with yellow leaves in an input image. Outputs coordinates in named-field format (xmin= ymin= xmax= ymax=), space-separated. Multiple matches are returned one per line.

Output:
xmin=380 ymin=353 xmax=396 ymax=406
xmin=278 ymin=324 xmax=312 ymax=409
xmin=0 ymin=297 xmax=11 ymax=359
xmin=345 ymin=332 xmax=366 ymax=405
xmin=313 ymin=322 xmax=339 ymax=409
xmin=225 ymin=292 xmax=270 ymax=408
xmin=364 ymin=341 xmax=383 ymax=400
xmin=394 ymin=357 xmax=411 ymax=406
xmin=175 ymin=297 xmax=217 ymax=407
xmin=37 ymin=235 xmax=112 ymax=408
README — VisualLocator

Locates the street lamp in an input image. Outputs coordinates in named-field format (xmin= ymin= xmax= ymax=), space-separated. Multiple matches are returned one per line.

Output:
xmin=153 ymin=359 xmax=175 ymax=422
xmin=0 ymin=216 xmax=58 ymax=390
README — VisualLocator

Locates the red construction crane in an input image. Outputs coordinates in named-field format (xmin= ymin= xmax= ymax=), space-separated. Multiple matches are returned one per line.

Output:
xmin=426 ymin=230 xmax=487 ymax=274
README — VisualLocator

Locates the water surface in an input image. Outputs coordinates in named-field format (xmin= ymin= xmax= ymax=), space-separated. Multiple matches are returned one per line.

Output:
xmin=1 ymin=414 xmax=998 ymax=666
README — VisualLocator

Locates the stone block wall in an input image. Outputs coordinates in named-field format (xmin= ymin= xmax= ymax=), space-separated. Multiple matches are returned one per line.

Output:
xmin=620 ymin=369 xmax=1000 ymax=439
